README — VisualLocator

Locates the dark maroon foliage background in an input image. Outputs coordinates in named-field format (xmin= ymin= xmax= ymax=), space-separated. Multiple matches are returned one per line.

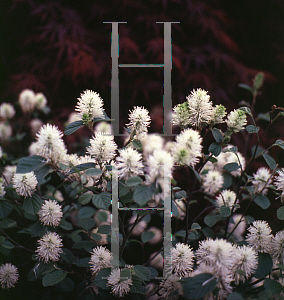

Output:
xmin=1 ymin=0 xmax=283 ymax=134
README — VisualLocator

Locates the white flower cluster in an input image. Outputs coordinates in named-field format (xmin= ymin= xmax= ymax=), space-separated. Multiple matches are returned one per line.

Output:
xmin=126 ymin=106 xmax=151 ymax=139
xmin=75 ymin=90 xmax=104 ymax=123
xmin=107 ymin=268 xmax=132 ymax=298
xmin=0 ymin=103 xmax=15 ymax=120
xmin=38 ymin=199 xmax=63 ymax=227
xmin=36 ymin=231 xmax=63 ymax=263
xmin=34 ymin=123 xmax=67 ymax=163
xmin=12 ymin=171 xmax=38 ymax=197
xmin=172 ymin=88 xmax=227 ymax=129
xmin=274 ymin=168 xmax=284 ymax=200
xmin=172 ymin=128 xmax=202 ymax=167
xmin=0 ymin=263 xmax=19 ymax=289
xmin=226 ymin=109 xmax=247 ymax=133
xmin=19 ymin=89 xmax=47 ymax=113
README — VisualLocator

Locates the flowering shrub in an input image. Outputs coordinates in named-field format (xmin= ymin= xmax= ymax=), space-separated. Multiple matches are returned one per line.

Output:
xmin=1 ymin=74 xmax=284 ymax=299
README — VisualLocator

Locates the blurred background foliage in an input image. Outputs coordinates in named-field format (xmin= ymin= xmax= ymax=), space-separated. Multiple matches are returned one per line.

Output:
xmin=0 ymin=0 xmax=284 ymax=134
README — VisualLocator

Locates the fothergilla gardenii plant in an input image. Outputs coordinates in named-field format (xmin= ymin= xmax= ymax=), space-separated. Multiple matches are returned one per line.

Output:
xmin=1 ymin=73 xmax=284 ymax=299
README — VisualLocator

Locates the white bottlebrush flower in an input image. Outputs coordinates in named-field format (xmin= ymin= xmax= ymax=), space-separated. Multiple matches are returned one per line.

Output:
xmin=36 ymin=231 xmax=63 ymax=263
xmin=107 ymin=268 xmax=132 ymax=298
xmin=159 ymin=275 xmax=183 ymax=300
xmin=30 ymin=119 xmax=44 ymax=136
xmin=146 ymin=149 xmax=173 ymax=186
xmin=116 ymin=147 xmax=144 ymax=180
xmin=0 ymin=103 xmax=15 ymax=120
xmin=171 ymin=102 xmax=190 ymax=128
xmin=233 ymin=245 xmax=258 ymax=284
xmin=252 ymin=167 xmax=272 ymax=195
xmin=196 ymin=238 xmax=237 ymax=279
xmin=3 ymin=165 xmax=16 ymax=184
xmin=226 ymin=109 xmax=247 ymax=133
xmin=86 ymin=132 xmax=117 ymax=164
xmin=170 ymin=243 xmax=194 ymax=277
xmin=126 ymin=106 xmax=151 ymax=139
xmin=19 ymin=89 xmax=36 ymax=113
xmin=215 ymin=189 xmax=237 ymax=209
xmin=141 ymin=133 xmax=164 ymax=156
xmin=0 ymin=263 xmax=19 ymax=289
xmin=211 ymin=104 xmax=227 ymax=125
xmin=0 ymin=123 xmax=12 ymax=141
xmin=89 ymin=246 xmax=113 ymax=274
xmin=12 ymin=171 xmax=38 ymax=197
xmin=202 ymin=170 xmax=224 ymax=195
xmin=34 ymin=92 xmax=47 ymax=110
xmin=245 ymin=220 xmax=273 ymax=253
xmin=75 ymin=90 xmax=104 ymax=123
xmin=35 ymin=123 xmax=67 ymax=163
xmin=271 ymin=230 xmax=284 ymax=265
xmin=95 ymin=121 xmax=113 ymax=134
xmin=38 ymin=199 xmax=63 ymax=227
xmin=274 ymin=168 xmax=284 ymax=194
xmin=172 ymin=128 xmax=202 ymax=167
xmin=186 ymin=88 xmax=213 ymax=128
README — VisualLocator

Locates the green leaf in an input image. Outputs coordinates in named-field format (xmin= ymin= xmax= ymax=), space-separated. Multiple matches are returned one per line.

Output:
xmin=223 ymin=162 xmax=240 ymax=173
xmin=133 ymin=185 xmax=154 ymax=206
xmin=92 ymin=192 xmax=111 ymax=210
xmin=23 ymin=195 xmax=42 ymax=215
xmin=1 ymin=240 xmax=14 ymax=249
xmin=219 ymin=205 xmax=231 ymax=217
xmin=42 ymin=270 xmax=67 ymax=287
xmin=204 ymin=215 xmax=218 ymax=227
xmin=227 ymin=292 xmax=244 ymax=300
xmin=181 ymin=273 xmax=217 ymax=299
xmin=222 ymin=173 xmax=232 ymax=189
xmin=130 ymin=275 xmax=146 ymax=294
xmin=85 ymin=168 xmax=103 ymax=176
xmin=59 ymin=219 xmax=73 ymax=231
xmin=238 ymin=83 xmax=254 ymax=93
xmin=120 ymin=268 xmax=131 ymax=281
xmin=95 ymin=210 xmax=109 ymax=223
xmin=262 ymin=153 xmax=277 ymax=169
xmin=94 ymin=268 xmax=111 ymax=289
xmin=253 ymin=72 xmax=264 ymax=90
xmin=0 ymin=201 xmax=13 ymax=219
xmin=126 ymin=176 xmax=143 ymax=187
xmin=79 ymin=206 xmax=96 ymax=218
xmin=0 ymin=236 xmax=4 ymax=243
xmin=277 ymin=206 xmax=284 ymax=220
xmin=189 ymin=166 xmax=201 ymax=183
xmin=208 ymin=142 xmax=222 ymax=157
xmin=202 ymin=227 xmax=214 ymax=238
xmin=211 ymin=128 xmax=223 ymax=142
xmin=191 ymin=222 xmax=201 ymax=230
xmin=246 ymin=125 xmax=260 ymax=133
xmin=97 ymin=225 xmax=111 ymax=234
xmin=69 ymin=163 xmax=97 ymax=174
xmin=78 ymin=218 xmax=96 ymax=231
xmin=264 ymin=278 xmax=282 ymax=295
xmin=72 ymin=240 xmax=94 ymax=250
xmin=245 ymin=215 xmax=254 ymax=225
xmin=64 ymin=120 xmax=84 ymax=135
xmin=239 ymin=106 xmax=252 ymax=115
xmin=17 ymin=155 xmax=46 ymax=173
xmin=60 ymin=248 xmax=74 ymax=264
xmin=254 ymin=195 xmax=270 ymax=210
xmin=147 ymin=267 xmax=158 ymax=279
xmin=254 ymin=253 xmax=273 ymax=278
xmin=274 ymin=139 xmax=284 ymax=150
xmin=78 ymin=193 xmax=92 ymax=205
xmin=0 ymin=219 xmax=17 ymax=228
xmin=73 ymin=257 xmax=90 ymax=267
xmin=132 ymin=139 xmax=142 ymax=150
xmin=133 ymin=265 xmax=151 ymax=281
xmin=141 ymin=231 xmax=155 ymax=243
